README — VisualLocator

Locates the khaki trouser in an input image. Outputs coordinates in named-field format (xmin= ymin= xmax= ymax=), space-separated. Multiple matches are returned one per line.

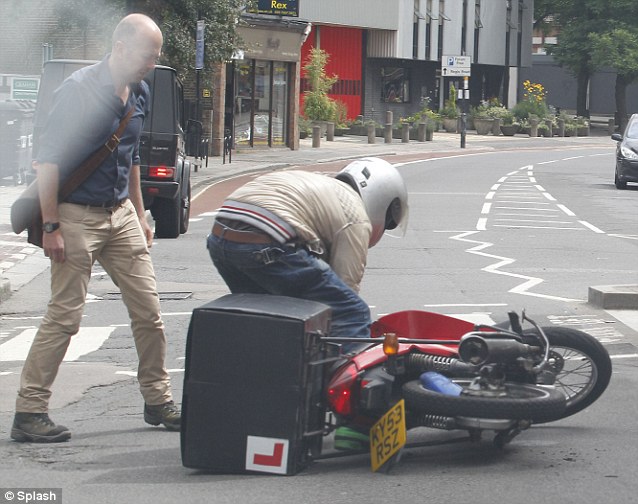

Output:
xmin=16 ymin=200 xmax=173 ymax=412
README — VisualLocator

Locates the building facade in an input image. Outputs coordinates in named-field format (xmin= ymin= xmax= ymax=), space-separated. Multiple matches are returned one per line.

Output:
xmin=223 ymin=0 xmax=534 ymax=151
xmin=1 ymin=0 xmax=536 ymax=154
xmin=298 ymin=0 xmax=534 ymax=124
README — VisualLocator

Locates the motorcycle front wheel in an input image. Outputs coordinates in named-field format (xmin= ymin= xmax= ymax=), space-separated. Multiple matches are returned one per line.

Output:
xmin=522 ymin=326 xmax=612 ymax=422
xmin=402 ymin=380 xmax=566 ymax=423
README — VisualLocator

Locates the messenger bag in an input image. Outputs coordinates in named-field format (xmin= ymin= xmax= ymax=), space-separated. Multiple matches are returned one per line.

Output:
xmin=10 ymin=106 xmax=135 ymax=248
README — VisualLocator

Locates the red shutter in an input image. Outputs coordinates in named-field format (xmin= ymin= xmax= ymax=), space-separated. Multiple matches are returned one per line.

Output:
xmin=301 ymin=26 xmax=363 ymax=120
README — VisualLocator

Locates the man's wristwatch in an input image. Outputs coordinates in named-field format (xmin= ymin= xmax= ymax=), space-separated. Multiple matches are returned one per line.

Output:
xmin=43 ymin=221 xmax=60 ymax=233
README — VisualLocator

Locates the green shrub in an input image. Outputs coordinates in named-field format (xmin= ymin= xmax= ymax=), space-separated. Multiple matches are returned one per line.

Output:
xmin=303 ymin=48 xmax=338 ymax=122
xmin=513 ymin=98 xmax=549 ymax=121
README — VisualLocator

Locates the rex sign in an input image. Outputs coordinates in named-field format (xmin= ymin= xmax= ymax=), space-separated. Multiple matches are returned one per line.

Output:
xmin=250 ymin=0 xmax=299 ymax=17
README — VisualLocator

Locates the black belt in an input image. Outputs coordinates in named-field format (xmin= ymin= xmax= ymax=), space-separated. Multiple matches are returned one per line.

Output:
xmin=211 ymin=221 xmax=274 ymax=244
xmin=67 ymin=198 xmax=127 ymax=210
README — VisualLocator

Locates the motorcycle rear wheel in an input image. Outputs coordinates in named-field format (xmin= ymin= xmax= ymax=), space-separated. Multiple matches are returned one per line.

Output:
xmin=522 ymin=326 xmax=612 ymax=422
xmin=402 ymin=380 xmax=566 ymax=423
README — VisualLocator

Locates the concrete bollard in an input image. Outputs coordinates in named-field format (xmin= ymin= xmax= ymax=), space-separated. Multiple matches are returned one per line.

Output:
xmin=384 ymin=123 xmax=392 ymax=143
xmin=417 ymin=121 xmax=426 ymax=142
xmin=557 ymin=118 xmax=565 ymax=137
xmin=327 ymin=122 xmax=335 ymax=141
xmin=491 ymin=118 xmax=501 ymax=136
xmin=386 ymin=110 xmax=393 ymax=125
xmin=402 ymin=123 xmax=410 ymax=143
xmin=312 ymin=125 xmax=321 ymax=148
xmin=367 ymin=123 xmax=376 ymax=144
xmin=544 ymin=119 xmax=553 ymax=137
xmin=529 ymin=118 xmax=539 ymax=137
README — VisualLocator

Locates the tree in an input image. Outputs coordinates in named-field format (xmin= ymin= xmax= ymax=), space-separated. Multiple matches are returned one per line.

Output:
xmin=53 ymin=0 xmax=250 ymax=84
xmin=536 ymin=0 xmax=607 ymax=117
xmin=536 ymin=0 xmax=638 ymax=122
xmin=590 ymin=27 xmax=638 ymax=130
xmin=302 ymin=48 xmax=338 ymax=122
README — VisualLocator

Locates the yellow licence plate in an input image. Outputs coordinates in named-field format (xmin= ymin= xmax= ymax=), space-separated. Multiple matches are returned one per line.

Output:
xmin=369 ymin=399 xmax=407 ymax=472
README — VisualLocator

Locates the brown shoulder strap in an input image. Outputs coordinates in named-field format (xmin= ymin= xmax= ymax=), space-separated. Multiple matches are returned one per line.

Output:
xmin=59 ymin=106 xmax=136 ymax=201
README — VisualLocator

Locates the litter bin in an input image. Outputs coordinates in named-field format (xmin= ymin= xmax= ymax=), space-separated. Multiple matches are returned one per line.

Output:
xmin=0 ymin=100 xmax=35 ymax=184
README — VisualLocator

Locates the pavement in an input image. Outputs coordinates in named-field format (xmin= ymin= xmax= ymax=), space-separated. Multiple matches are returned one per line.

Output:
xmin=1 ymin=125 xmax=636 ymax=312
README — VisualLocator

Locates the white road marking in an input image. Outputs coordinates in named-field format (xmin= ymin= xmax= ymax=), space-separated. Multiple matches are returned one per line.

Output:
xmin=423 ymin=303 xmax=507 ymax=307
xmin=115 ymin=368 xmax=184 ymax=377
xmin=450 ymin=230 xmax=581 ymax=302
xmin=556 ymin=204 xmax=576 ymax=216
xmin=579 ymin=220 xmax=605 ymax=233
xmin=608 ymin=234 xmax=638 ymax=241
xmin=0 ymin=326 xmax=115 ymax=361
xmin=494 ymin=219 xmax=573 ymax=224
xmin=493 ymin=225 xmax=583 ymax=230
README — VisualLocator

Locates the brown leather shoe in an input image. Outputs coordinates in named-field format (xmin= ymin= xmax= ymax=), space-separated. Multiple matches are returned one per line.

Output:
xmin=144 ymin=401 xmax=181 ymax=431
xmin=11 ymin=413 xmax=71 ymax=443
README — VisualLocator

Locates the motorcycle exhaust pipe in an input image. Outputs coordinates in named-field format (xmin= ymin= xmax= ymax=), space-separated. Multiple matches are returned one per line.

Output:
xmin=458 ymin=334 xmax=533 ymax=366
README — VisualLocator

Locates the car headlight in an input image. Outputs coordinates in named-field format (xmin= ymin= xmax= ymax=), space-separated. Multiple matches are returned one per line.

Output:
xmin=620 ymin=144 xmax=638 ymax=160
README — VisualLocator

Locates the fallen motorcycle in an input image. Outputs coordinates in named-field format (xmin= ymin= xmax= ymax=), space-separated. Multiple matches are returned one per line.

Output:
xmin=323 ymin=309 xmax=612 ymax=470
xmin=181 ymin=295 xmax=612 ymax=475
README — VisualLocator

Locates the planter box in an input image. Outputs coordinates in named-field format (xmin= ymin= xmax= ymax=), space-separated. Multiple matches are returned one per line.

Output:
xmin=474 ymin=118 xmax=492 ymax=135
xmin=442 ymin=117 xmax=458 ymax=133
xmin=500 ymin=124 xmax=518 ymax=136
xmin=311 ymin=120 xmax=329 ymax=136
xmin=348 ymin=125 xmax=368 ymax=136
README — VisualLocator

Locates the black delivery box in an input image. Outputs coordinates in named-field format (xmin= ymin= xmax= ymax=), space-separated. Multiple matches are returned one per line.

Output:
xmin=181 ymin=294 xmax=331 ymax=475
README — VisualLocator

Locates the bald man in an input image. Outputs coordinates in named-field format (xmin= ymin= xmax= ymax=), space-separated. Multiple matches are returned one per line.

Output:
xmin=11 ymin=14 xmax=180 ymax=443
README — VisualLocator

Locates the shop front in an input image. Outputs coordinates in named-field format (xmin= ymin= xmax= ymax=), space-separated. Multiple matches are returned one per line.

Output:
xmin=228 ymin=18 xmax=308 ymax=149
xmin=230 ymin=59 xmax=290 ymax=147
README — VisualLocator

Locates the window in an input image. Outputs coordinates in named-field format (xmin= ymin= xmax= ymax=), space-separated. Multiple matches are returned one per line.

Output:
xmin=381 ymin=67 xmax=410 ymax=103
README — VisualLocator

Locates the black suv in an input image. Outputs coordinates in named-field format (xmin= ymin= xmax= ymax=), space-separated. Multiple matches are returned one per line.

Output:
xmin=32 ymin=59 xmax=196 ymax=238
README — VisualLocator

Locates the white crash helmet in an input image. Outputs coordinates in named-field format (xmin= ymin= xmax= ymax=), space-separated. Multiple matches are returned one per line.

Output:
xmin=336 ymin=157 xmax=409 ymax=247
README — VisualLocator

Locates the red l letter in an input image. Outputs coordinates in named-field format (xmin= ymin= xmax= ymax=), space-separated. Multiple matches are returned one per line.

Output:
xmin=253 ymin=442 xmax=284 ymax=467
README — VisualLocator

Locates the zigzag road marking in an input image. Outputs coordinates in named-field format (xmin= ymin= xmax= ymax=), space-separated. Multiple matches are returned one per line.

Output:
xmin=449 ymin=230 xmax=581 ymax=302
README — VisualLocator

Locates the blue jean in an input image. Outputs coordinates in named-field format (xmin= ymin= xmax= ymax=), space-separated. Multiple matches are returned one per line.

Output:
xmin=206 ymin=233 xmax=371 ymax=353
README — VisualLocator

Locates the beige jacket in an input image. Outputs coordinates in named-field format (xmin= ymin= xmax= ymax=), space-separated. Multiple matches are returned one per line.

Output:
xmin=222 ymin=170 xmax=372 ymax=292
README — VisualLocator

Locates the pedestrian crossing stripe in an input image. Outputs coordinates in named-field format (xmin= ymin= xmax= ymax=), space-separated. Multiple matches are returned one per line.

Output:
xmin=0 ymin=327 xmax=115 ymax=362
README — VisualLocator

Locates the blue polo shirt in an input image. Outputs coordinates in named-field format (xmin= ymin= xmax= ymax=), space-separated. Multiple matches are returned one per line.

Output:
xmin=37 ymin=55 xmax=150 ymax=205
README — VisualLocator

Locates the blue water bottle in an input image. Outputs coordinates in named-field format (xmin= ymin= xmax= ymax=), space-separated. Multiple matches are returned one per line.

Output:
xmin=420 ymin=372 xmax=463 ymax=396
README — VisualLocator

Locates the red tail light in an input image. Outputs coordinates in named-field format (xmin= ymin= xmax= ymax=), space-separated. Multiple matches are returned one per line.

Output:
xmin=148 ymin=165 xmax=175 ymax=178
xmin=326 ymin=363 xmax=359 ymax=417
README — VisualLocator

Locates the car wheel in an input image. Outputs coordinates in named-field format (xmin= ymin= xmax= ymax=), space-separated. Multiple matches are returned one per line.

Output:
xmin=180 ymin=181 xmax=191 ymax=234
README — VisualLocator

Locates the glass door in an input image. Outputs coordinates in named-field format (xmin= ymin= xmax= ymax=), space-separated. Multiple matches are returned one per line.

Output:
xmin=234 ymin=59 xmax=253 ymax=147
xmin=232 ymin=59 xmax=290 ymax=147
xmin=252 ymin=60 xmax=271 ymax=146
xmin=271 ymin=62 xmax=288 ymax=146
